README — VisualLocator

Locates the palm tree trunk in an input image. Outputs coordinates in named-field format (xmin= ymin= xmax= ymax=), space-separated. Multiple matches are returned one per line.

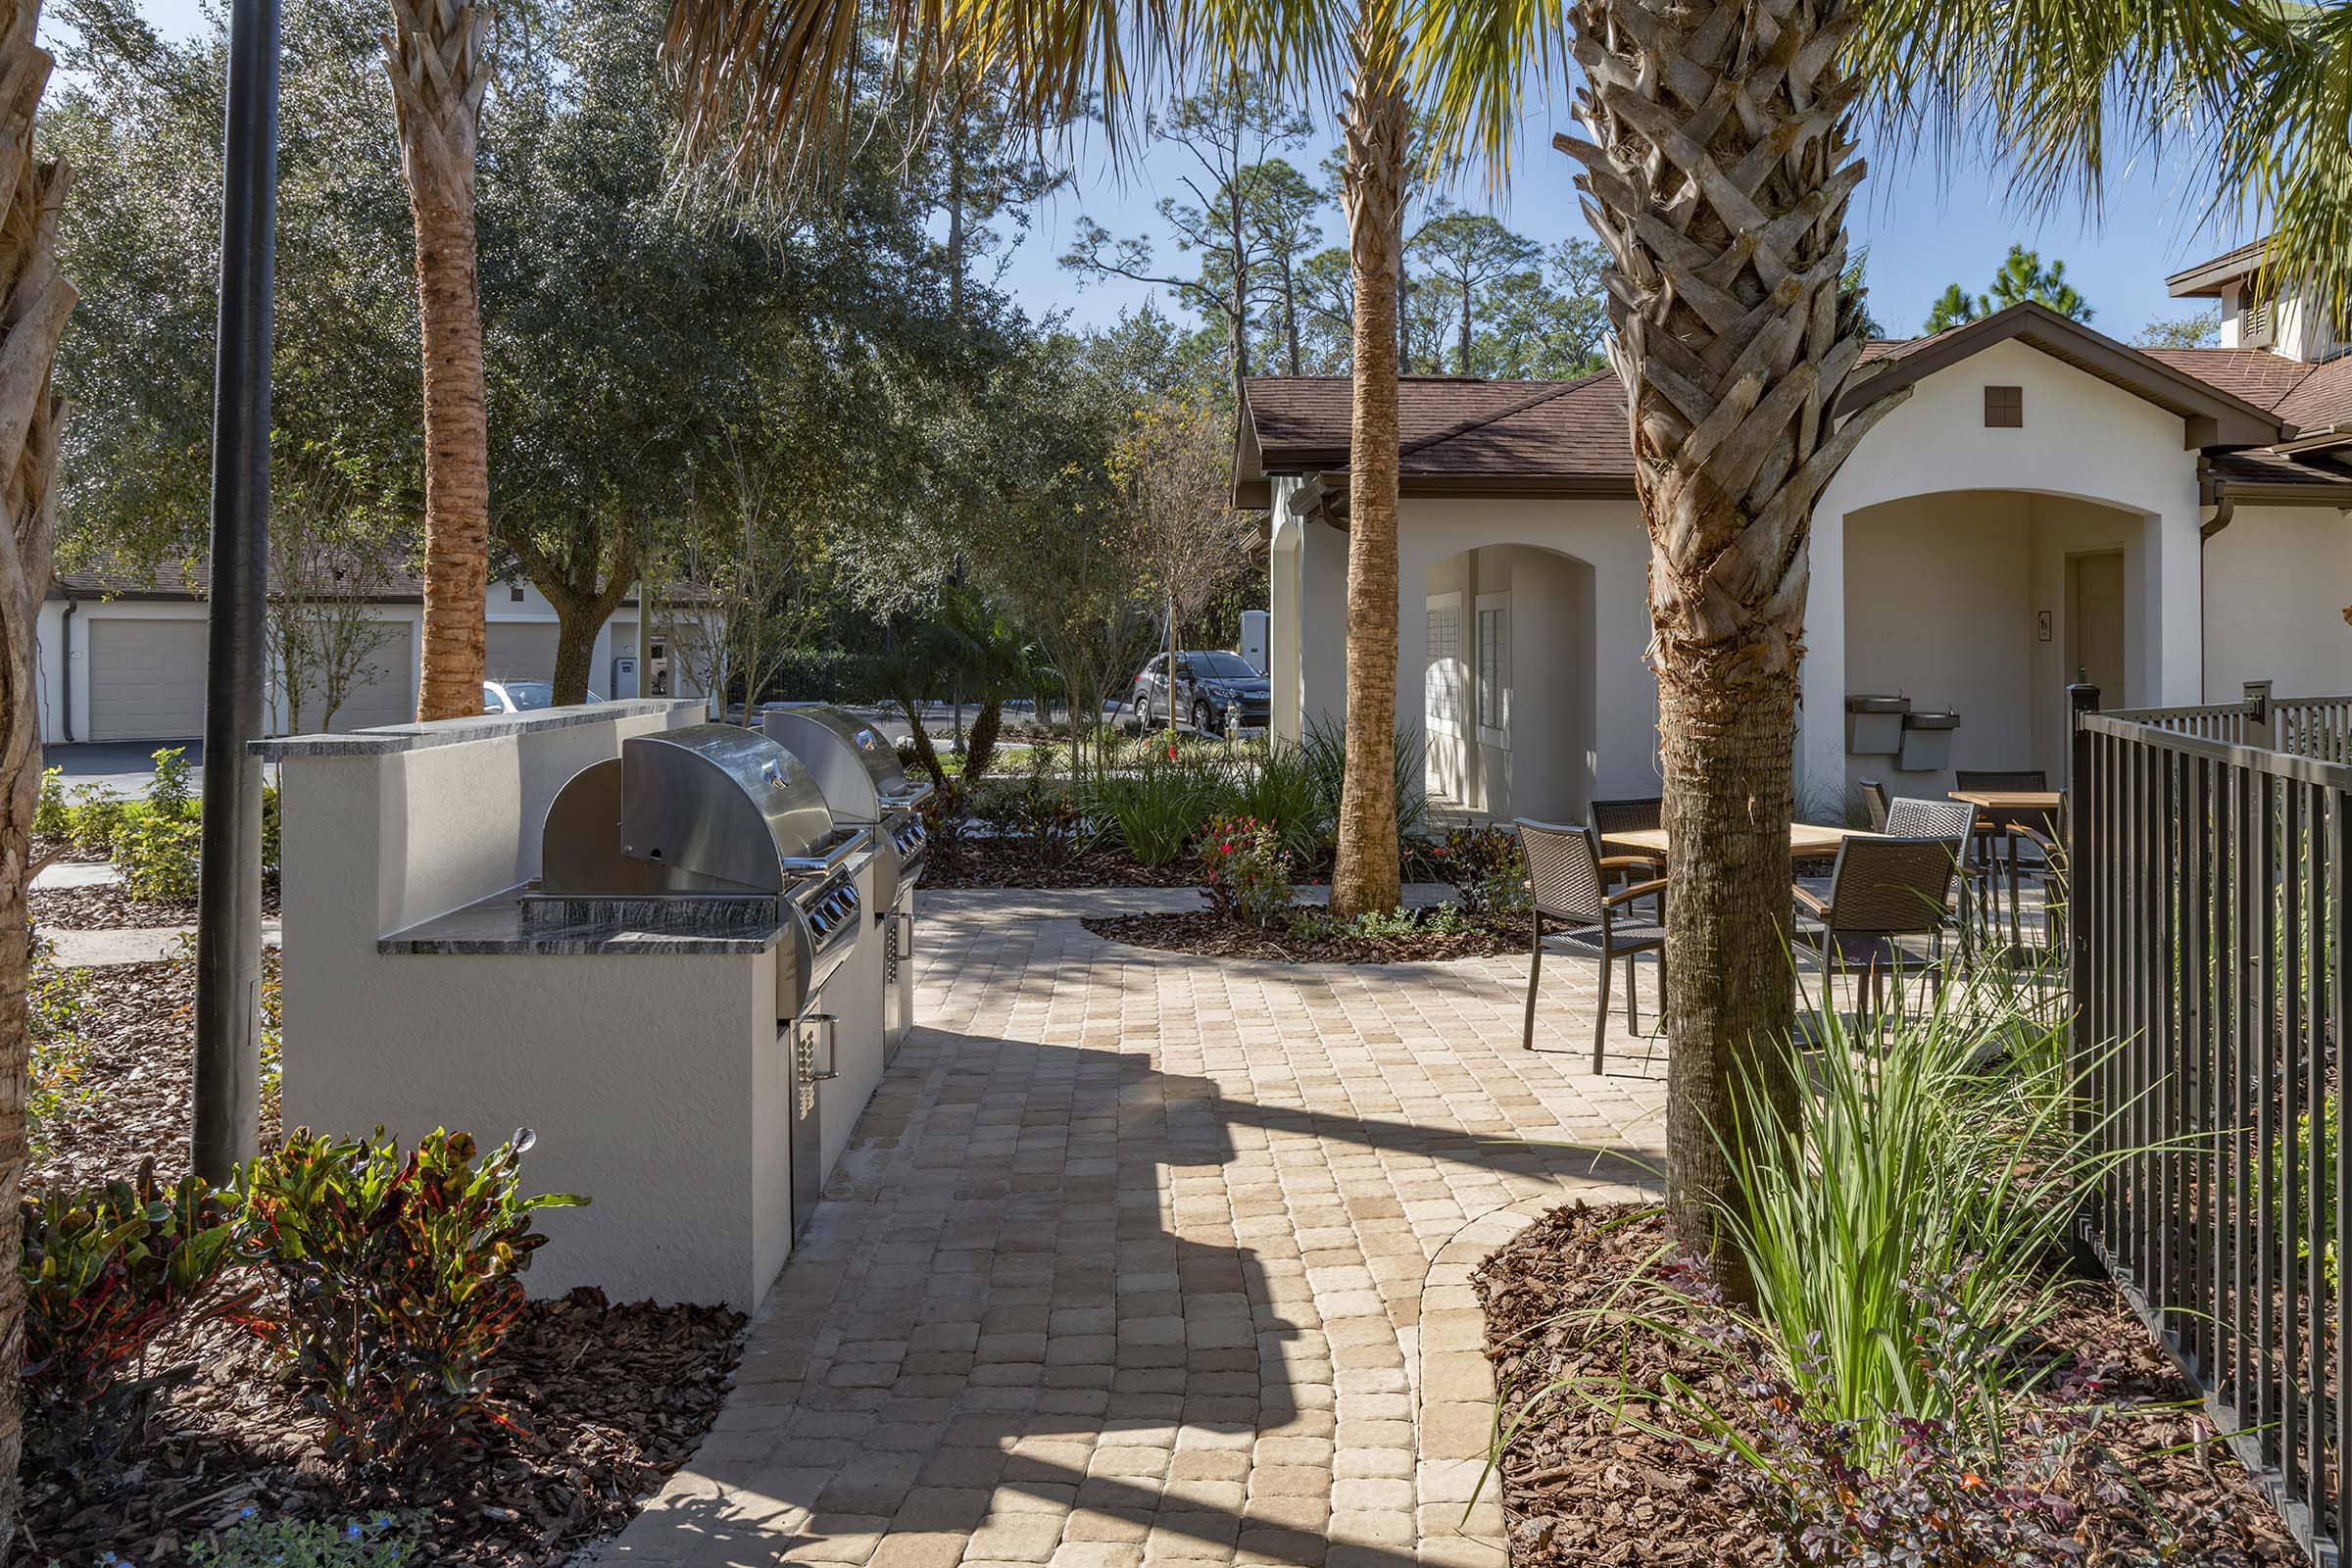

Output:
xmin=1562 ymin=0 xmax=1906 ymax=1287
xmin=1328 ymin=0 xmax=1406 ymax=921
xmin=385 ymin=0 xmax=490 ymax=722
xmin=0 ymin=2 xmax=71 ymax=1543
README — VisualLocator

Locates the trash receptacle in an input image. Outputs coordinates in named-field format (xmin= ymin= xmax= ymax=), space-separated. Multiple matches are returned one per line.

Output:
xmin=1898 ymin=710 xmax=1959 ymax=772
xmin=1845 ymin=694 xmax=1911 ymax=755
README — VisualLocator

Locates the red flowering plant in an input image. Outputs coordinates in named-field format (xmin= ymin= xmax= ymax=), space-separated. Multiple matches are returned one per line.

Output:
xmin=1198 ymin=812 xmax=1293 ymax=928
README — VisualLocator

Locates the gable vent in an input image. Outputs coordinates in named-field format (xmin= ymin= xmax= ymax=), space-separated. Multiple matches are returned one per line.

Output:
xmin=1984 ymin=385 xmax=2024 ymax=428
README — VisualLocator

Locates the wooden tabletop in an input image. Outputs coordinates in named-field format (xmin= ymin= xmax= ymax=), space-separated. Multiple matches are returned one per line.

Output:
xmin=1948 ymin=789 xmax=2062 ymax=811
xmin=1604 ymin=822 xmax=1863 ymax=859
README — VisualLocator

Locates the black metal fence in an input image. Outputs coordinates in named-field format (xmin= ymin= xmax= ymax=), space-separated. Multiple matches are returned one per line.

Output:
xmin=2072 ymin=684 xmax=2347 ymax=1566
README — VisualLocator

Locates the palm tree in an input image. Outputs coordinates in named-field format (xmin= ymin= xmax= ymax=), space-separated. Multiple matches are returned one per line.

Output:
xmin=659 ymin=0 xmax=1417 ymax=919
xmin=0 ymin=1 xmax=72 ymax=1543
xmin=385 ymin=0 xmax=491 ymax=720
xmin=1414 ymin=0 xmax=2352 ymax=1282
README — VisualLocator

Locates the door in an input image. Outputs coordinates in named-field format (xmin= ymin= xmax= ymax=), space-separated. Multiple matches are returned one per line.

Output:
xmin=2070 ymin=552 xmax=2127 ymax=702
xmin=484 ymin=621 xmax=560 ymax=685
xmin=87 ymin=618 xmax=208 ymax=741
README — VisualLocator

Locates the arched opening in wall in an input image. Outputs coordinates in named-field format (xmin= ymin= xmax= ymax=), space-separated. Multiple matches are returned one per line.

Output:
xmin=1421 ymin=542 xmax=1597 ymax=824
xmin=1839 ymin=487 xmax=2147 ymax=803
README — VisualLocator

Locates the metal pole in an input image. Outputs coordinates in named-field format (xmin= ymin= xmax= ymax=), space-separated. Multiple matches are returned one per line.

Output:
xmin=192 ymin=0 xmax=280 ymax=1184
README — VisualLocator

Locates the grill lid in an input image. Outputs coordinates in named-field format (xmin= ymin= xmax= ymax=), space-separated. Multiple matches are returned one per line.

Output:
xmin=620 ymin=724 xmax=837 ymax=893
xmin=762 ymin=704 xmax=932 ymax=821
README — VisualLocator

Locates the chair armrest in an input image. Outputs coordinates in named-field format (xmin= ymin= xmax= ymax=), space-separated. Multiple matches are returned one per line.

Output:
xmin=1792 ymin=885 xmax=1831 ymax=918
xmin=1605 ymin=877 xmax=1667 ymax=906
xmin=1597 ymin=855 xmax=1658 ymax=872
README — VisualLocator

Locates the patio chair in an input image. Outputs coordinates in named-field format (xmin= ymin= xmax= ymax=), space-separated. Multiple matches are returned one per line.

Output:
xmin=1588 ymin=796 xmax=1665 ymax=912
xmin=1859 ymin=779 xmax=1890 ymax=833
xmin=1791 ymin=834 xmax=1962 ymax=1023
xmin=1517 ymin=818 xmax=1666 ymax=1073
xmin=1954 ymin=768 xmax=2053 ymax=948
xmin=1883 ymin=796 xmax=1982 ymax=955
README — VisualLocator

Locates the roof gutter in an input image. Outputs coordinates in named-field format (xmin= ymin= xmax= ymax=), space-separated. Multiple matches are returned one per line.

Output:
xmin=58 ymin=597 xmax=73 ymax=743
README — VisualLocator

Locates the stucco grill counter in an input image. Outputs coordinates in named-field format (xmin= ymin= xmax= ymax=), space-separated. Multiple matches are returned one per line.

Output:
xmin=762 ymin=702 xmax=931 ymax=1056
xmin=256 ymin=702 xmax=893 ymax=1309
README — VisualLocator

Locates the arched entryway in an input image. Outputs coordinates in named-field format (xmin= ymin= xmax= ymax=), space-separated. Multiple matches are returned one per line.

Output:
xmin=1421 ymin=542 xmax=1598 ymax=823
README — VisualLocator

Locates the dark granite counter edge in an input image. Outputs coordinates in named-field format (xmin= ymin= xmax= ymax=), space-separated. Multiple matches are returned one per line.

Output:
xmin=379 ymin=886 xmax=787 ymax=956
xmin=252 ymin=697 xmax=709 ymax=760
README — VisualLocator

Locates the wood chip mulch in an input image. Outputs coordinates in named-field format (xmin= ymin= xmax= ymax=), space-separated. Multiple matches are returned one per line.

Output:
xmin=1083 ymin=906 xmax=1527 ymax=963
xmin=14 ymin=1288 xmax=743 ymax=1568
xmin=30 ymin=876 xmax=281 ymax=931
xmin=24 ymin=950 xmax=748 ymax=1566
xmin=1477 ymin=1200 xmax=2303 ymax=1568
xmin=925 ymin=838 xmax=1199 ymax=890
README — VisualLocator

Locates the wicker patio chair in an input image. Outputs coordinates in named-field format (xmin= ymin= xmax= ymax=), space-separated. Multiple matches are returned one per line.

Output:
xmin=1883 ymin=795 xmax=1982 ymax=955
xmin=1792 ymin=834 xmax=1962 ymax=1021
xmin=1516 ymin=818 xmax=1666 ymax=1073
xmin=1588 ymin=796 xmax=1665 ymax=911
xmin=1859 ymin=778 xmax=1890 ymax=833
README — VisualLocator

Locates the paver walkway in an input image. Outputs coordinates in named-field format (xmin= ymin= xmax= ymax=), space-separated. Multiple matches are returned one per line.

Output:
xmin=606 ymin=887 xmax=1672 ymax=1568
xmin=32 ymin=858 xmax=283 ymax=965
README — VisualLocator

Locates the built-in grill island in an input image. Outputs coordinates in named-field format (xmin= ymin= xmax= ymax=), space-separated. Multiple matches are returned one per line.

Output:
xmin=257 ymin=702 xmax=896 ymax=1309
xmin=762 ymin=703 xmax=932 ymax=1056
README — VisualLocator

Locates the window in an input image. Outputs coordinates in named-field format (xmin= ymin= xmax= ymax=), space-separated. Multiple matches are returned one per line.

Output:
xmin=1984 ymin=385 xmax=2023 ymax=427
xmin=1426 ymin=599 xmax=1463 ymax=734
xmin=510 ymin=585 xmax=525 ymax=603
xmin=1475 ymin=596 xmax=1509 ymax=743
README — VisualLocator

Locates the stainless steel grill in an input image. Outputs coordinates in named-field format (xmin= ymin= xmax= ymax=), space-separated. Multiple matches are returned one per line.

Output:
xmin=533 ymin=723 xmax=870 ymax=1017
xmin=761 ymin=704 xmax=934 ymax=907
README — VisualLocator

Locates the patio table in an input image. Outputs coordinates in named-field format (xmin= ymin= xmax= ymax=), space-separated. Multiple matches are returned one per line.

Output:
xmin=1948 ymin=789 xmax=2063 ymax=956
xmin=1602 ymin=821 xmax=1864 ymax=861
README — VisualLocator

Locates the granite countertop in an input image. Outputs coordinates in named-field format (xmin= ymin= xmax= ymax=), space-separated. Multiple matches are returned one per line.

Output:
xmin=381 ymin=886 xmax=788 ymax=956
xmin=252 ymin=697 xmax=710 ymax=761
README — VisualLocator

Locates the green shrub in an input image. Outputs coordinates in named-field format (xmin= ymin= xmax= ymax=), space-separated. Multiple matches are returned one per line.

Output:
xmin=1285 ymin=903 xmax=1465 ymax=942
xmin=235 ymin=1128 xmax=586 ymax=1477
xmin=1231 ymin=744 xmax=1330 ymax=860
xmin=64 ymin=782 xmax=123 ymax=853
xmin=1198 ymin=813 xmax=1292 ymax=927
xmin=1087 ymin=755 xmax=1233 ymax=865
xmin=1418 ymin=825 xmax=1527 ymax=915
xmin=113 ymin=799 xmax=203 ymax=902
xmin=27 ymin=935 xmax=92 ymax=1161
xmin=191 ymin=1512 xmax=412 ymax=1568
xmin=32 ymin=765 xmax=66 ymax=840
xmin=146 ymin=744 xmax=194 ymax=813
xmin=21 ymin=1165 xmax=249 ymax=1455
xmin=263 ymin=777 xmax=282 ymax=875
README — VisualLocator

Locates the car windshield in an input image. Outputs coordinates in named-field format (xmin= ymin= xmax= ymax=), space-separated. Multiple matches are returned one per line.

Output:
xmin=501 ymin=681 xmax=558 ymax=710
xmin=1188 ymin=653 xmax=1258 ymax=679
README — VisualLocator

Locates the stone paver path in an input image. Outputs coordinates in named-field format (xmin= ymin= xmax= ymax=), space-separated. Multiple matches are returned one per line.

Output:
xmin=32 ymin=858 xmax=283 ymax=965
xmin=607 ymin=888 xmax=1671 ymax=1568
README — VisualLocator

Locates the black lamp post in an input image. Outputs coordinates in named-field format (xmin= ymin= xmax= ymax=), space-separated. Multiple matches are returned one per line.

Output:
xmin=191 ymin=0 xmax=280 ymax=1184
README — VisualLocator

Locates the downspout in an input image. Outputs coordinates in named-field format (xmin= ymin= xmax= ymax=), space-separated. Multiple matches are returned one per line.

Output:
xmin=2196 ymin=456 xmax=2235 ymax=703
xmin=60 ymin=596 xmax=74 ymax=742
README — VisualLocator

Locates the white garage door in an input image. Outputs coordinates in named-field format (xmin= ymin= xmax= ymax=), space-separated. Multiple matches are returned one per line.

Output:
xmin=485 ymin=621 xmax=559 ymax=686
xmin=88 ymin=619 xmax=208 ymax=742
xmin=293 ymin=624 xmax=416 ymax=732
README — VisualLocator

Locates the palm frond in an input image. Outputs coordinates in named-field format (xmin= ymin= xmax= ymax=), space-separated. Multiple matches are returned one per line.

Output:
xmin=1397 ymin=0 xmax=1564 ymax=185
xmin=662 ymin=0 xmax=1347 ymax=185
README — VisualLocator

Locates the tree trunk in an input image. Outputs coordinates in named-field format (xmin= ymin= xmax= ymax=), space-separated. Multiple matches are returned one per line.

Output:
xmin=550 ymin=601 xmax=602 ymax=707
xmin=1457 ymin=287 xmax=1472 ymax=374
xmin=385 ymin=0 xmax=490 ymax=722
xmin=517 ymin=525 xmax=634 ymax=709
xmin=965 ymin=697 xmax=1003 ymax=788
xmin=1328 ymin=0 xmax=1406 ymax=921
xmin=1282 ymin=253 xmax=1302 ymax=376
xmin=0 ymin=2 xmax=71 ymax=1541
xmin=1561 ymin=0 xmax=1906 ymax=1286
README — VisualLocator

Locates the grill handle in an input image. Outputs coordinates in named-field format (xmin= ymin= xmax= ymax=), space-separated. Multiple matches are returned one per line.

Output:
xmin=797 ymin=1013 xmax=840 ymax=1082
xmin=883 ymin=907 xmax=915 ymax=977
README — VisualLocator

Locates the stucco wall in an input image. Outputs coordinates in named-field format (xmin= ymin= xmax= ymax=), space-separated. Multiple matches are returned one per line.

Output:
xmin=1805 ymin=337 xmax=2202 ymax=801
xmin=2205 ymin=504 xmax=2352 ymax=699
xmin=1422 ymin=544 xmax=1597 ymax=820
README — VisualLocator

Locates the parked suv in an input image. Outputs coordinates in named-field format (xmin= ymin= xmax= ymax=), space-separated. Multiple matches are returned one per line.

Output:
xmin=1126 ymin=651 xmax=1270 ymax=736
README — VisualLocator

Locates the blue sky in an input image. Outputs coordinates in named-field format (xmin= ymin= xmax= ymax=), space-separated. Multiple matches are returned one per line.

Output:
xmin=112 ymin=0 xmax=2249 ymax=344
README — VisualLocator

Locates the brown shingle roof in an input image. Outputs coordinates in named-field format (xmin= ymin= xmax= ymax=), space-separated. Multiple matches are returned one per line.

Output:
xmin=50 ymin=552 xmax=708 ymax=605
xmin=2138 ymin=347 xmax=2315 ymax=411
xmin=1242 ymin=372 xmax=1633 ymax=493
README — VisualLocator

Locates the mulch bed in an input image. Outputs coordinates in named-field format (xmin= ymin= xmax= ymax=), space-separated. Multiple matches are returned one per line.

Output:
xmin=1083 ymin=906 xmax=1527 ymax=963
xmin=34 ymin=836 xmax=110 ymax=865
xmin=23 ymin=950 xmax=747 ymax=1566
xmin=926 ymin=837 xmax=1199 ymax=890
xmin=30 ymin=876 xmax=281 ymax=930
xmin=1477 ymin=1201 xmax=2302 ymax=1567
xmin=15 ymin=1291 xmax=742 ymax=1568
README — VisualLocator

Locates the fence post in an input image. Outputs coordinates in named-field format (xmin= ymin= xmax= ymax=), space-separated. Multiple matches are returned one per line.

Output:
xmin=2244 ymin=678 xmax=2274 ymax=749
xmin=2068 ymin=683 xmax=2099 ymax=1146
